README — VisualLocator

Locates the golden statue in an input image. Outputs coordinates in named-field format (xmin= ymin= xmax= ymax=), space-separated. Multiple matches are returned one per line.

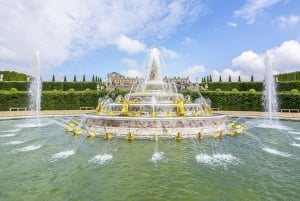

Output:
xmin=176 ymin=98 xmax=185 ymax=116
xmin=120 ymin=100 xmax=129 ymax=116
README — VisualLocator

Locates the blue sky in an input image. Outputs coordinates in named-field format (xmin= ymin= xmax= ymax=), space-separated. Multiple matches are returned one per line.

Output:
xmin=0 ymin=0 xmax=300 ymax=82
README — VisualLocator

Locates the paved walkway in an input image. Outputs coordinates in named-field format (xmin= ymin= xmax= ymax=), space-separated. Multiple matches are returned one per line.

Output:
xmin=0 ymin=109 xmax=299 ymax=120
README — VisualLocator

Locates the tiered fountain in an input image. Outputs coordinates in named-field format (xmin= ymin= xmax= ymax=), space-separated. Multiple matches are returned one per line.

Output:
xmin=84 ymin=48 xmax=236 ymax=140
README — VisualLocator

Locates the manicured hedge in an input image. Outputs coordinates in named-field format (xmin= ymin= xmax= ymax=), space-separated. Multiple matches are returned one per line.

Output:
xmin=200 ymin=82 xmax=263 ymax=92
xmin=200 ymin=81 xmax=300 ymax=92
xmin=0 ymin=91 xmax=29 ymax=110
xmin=276 ymin=81 xmax=300 ymax=92
xmin=41 ymin=91 xmax=100 ymax=110
xmin=0 ymin=81 xmax=29 ymax=91
xmin=0 ymin=81 xmax=105 ymax=91
xmin=42 ymin=82 xmax=103 ymax=91
xmin=276 ymin=71 xmax=300 ymax=81
xmin=1 ymin=89 xmax=299 ymax=111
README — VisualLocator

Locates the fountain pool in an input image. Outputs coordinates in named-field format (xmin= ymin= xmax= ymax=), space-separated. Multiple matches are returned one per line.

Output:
xmin=1 ymin=116 xmax=300 ymax=200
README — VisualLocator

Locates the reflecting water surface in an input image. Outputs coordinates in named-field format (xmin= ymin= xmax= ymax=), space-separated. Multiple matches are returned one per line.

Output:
xmin=0 ymin=117 xmax=300 ymax=201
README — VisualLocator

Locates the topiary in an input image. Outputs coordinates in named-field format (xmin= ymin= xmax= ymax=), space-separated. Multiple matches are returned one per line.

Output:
xmin=68 ymin=88 xmax=76 ymax=92
xmin=249 ymin=88 xmax=256 ymax=94
xmin=10 ymin=88 xmax=18 ymax=92
xmin=215 ymin=88 xmax=222 ymax=92
xmin=232 ymin=88 xmax=239 ymax=92
xmin=291 ymin=89 xmax=299 ymax=94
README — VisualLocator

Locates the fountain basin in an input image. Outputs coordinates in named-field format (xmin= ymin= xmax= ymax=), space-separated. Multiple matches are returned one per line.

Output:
xmin=85 ymin=113 xmax=228 ymax=139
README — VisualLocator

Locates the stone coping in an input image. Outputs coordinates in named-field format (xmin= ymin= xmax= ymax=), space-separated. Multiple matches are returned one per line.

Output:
xmin=0 ymin=110 xmax=299 ymax=120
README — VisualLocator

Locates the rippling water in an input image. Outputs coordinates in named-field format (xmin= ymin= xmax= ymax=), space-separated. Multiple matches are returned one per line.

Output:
xmin=0 ymin=117 xmax=300 ymax=201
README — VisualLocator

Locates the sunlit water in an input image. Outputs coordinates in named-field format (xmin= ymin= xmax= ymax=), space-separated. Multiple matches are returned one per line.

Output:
xmin=0 ymin=117 xmax=300 ymax=200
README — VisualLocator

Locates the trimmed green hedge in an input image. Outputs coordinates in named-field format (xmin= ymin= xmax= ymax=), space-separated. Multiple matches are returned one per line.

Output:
xmin=276 ymin=71 xmax=300 ymax=81
xmin=201 ymin=81 xmax=300 ymax=92
xmin=42 ymin=82 xmax=103 ymax=91
xmin=0 ymin=91 xmax=29 ymax=110
xmin=0 ymin=81 xmax=105 ymax=91
xmin=276 ymin=81 xmax=300 ymax=92
xmin=1 ymin=90 xmax=299 ymax=111
xmin=0 ymin=81 xmax=29 ymax=91
xmin=200 ymin=82 xmax=263 ymax=92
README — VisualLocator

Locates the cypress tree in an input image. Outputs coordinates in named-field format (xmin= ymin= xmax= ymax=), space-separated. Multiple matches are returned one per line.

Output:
xmin=73 ymin=75 xmax=77 ymax=82
xmin=219 ymin=75 xmax=222 ymax=82
xmin=64 ymin=75 xmax=67 ymax=82
xmin=251 ymin=75 xmax=254 ymax=82
xmin=52 ymin=74 xmax=55 ymax=82
xmin=99 ymin=77 xmax=102 ymax=83
xmin=209 ymin=75 xmax=212 ymax=82
xmin=228 ymin=74 xmax=232 ymax=82
xmin=92 ymin=75 xmax=95 ymax=82
xmin=83 ymin=75 xmax=86 ymax=82
xmin=238 ymin=75 xmax=241 ymax=82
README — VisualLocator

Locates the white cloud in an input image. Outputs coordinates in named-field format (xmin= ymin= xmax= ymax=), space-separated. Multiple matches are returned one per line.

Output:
xmin=232 ymin=50 xmax=265 ymax=72
xmin=121 ymin=58 xmax=138 ymax=68
xmin=211 ymin=69 xmax=246 ymax=82
xmin=231 ymin=40 xmax=300 ymax=80
xmin=181 ymin=36 xmax=192 ymax=45
xmin=234 ymin=0 xmax=284 ymax=24
xmin=161 ymin=47 xmax=180 ymax=59
xmin=181 ymin=65 xmax=206 ymax=81
xmin=269 ymin=40 xmax=300 ymax=70
xmin=277 ymin=15 xmax=300 ymax=27
xmin=121 ymin=69 xmax=143 ymax=78
xmin=227 ymin=22 xmax=238 ymax=27
xmin=116 ymin=35 xmax=146 ymax=54
xmin=0 ymin=0 xmax=204 ymax=75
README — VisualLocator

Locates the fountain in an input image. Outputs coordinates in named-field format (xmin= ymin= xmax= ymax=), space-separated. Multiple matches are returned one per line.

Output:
xmin=263 ymin=52 xmax=278 ymax=121
xmin=28 ymin=51 xmax=42 ymax=124
xmin=84 ymin=48 xmax=240 ymax=139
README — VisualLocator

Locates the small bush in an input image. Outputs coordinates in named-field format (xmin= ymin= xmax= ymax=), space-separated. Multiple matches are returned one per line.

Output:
xmin=10 ymin=88 xmax=18 ymax=92
xmin=68 ymin=88 xmax=76 ymax=92
xmin=249 ymin=89 xmax=256 ymax=94
xmin=85 ymin=88 xmax=91 ymax=91
xmin=215 ymin=88 xmax=222 ymax=92
xmin=232 ymin=88 xmax=239 ymax=92
xmin=291 ymin=89 xmax=299 ymax=94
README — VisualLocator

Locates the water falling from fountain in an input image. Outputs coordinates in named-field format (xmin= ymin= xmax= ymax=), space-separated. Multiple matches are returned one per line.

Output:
xmin=28 ymin=51 xmax=42 ymax=125
xmin=263 ymin=52 xmax=278 ymax=121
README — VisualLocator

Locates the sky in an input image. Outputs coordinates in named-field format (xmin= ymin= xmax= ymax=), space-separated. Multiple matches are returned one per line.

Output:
xmin=0 ymin=0 xmax=300 ymax=82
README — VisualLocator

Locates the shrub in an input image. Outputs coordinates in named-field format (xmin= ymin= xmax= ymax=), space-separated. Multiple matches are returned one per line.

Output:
xmin=68 ymin=88 xmax=76 ymax=92
xmin=291 ymin=89 xmax=299 ymax=94
xmin=232 ymin=88 xmax=239 ymax=92
xmin=249 ymin=89 xmax=256 ymax=94
xmin=10 ymin=88 xmax=18 ymax=92
xmin=215 ymin=88 xmax=222 ymax=92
